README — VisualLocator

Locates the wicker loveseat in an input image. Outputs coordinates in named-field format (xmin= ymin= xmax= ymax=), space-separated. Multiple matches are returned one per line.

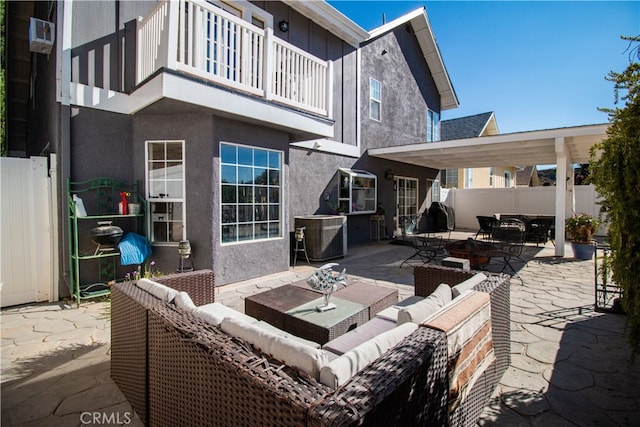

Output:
xmin=111 ymin=266 xmax=510 ymax=426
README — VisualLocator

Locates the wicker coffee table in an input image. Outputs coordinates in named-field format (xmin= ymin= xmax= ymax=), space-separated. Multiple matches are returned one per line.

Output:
xmin=245 ymin=281 xmax=398 ymax=345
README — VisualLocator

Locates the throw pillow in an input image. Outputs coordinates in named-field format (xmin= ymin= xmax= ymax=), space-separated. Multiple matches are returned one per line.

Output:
xmin=451 ymin=273 xmax=488 ymax=298
xmin=397 ymin=283 xmax=452 ymax=325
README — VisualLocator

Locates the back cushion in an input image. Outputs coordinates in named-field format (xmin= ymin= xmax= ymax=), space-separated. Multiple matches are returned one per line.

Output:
xmin=451 ymin=273 xmax=488 ymax=298
xmin=221 ymin=317 xmax=329 ymax=380
xmin=397 ymin=283 xmax=452 ymax=325
xmin=137 ymin=278 xmax=179 ymax=302
xmin=194 ymin=302 xmax=258 ymax=327
xmin=319 ymin=322 xmax=418 ymax=388
xmin=174 ymin=291 xmax=197 ymax=312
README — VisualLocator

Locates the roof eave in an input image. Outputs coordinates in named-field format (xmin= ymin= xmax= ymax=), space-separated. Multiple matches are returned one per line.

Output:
xmin=368 ymin=8 xmax=459 ymax=111
xmin=283 ymin=0 xmax=369 ymax=47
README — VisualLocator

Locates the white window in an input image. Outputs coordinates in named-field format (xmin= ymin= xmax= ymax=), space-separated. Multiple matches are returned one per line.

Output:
xmin=146 ymin=140 xmax=185 ymax=244
xmin=427 ymin=179 xmax=441 ymax=203
xmin=504 ymin=170 xmax=512 ymax=187
xmin=369 ymin=78 xmax=381 ymax=121
xmin=209 ymin=1 xmax=273 ymax=28
xmin=465 ymin=168 xmax=473 ymax=188
xmin=489 ymin=167 xmax=494 ymax=187
xmin=338 ymin=168 xmax=377 ymax=214
xmin=220 ymin=142 xmax=282 ymax=243
xmin=427 ymin=108 xmax=440 ymax=142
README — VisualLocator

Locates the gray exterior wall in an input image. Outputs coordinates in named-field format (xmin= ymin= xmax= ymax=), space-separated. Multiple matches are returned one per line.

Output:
xmin=360 ymin=27 xmax=441 ymax=150
xmin=61 ymin=2 xmax=450 ymax=288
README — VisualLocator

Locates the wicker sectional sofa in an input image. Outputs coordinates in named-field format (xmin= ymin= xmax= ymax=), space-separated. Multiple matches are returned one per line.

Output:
xmin=111 ymin=266 xmax=510 ymax=426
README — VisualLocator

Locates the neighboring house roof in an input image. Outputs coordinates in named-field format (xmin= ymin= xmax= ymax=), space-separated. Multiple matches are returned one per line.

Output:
xmin=516 ymin=166 xmax=537 ymax=186
xmin=284 ymin=0 xmax=369 ymax=46
xmin=367 ymin=8 xmax=459 ymax=111
xmin=441 ymin=112 xmax=497 ymax=141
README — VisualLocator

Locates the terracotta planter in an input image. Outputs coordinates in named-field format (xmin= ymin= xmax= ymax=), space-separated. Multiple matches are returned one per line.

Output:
xmin=570 ymin=242 xmax=595 ymax=260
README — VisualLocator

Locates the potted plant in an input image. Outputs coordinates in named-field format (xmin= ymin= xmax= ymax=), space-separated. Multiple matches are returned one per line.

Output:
xmin=565 ymin=213 xmax=600 ymax=259
xmin=326 ymin=200 xmax=346 ymax=215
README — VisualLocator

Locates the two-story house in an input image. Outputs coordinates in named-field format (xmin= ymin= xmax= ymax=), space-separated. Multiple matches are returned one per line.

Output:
xmin=7 ymin=0 xmax=458 ymax=297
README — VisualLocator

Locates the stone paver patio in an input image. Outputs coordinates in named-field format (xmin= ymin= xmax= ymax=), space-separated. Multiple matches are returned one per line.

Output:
xmin=2 ymin=231 xmax=639 ymax=426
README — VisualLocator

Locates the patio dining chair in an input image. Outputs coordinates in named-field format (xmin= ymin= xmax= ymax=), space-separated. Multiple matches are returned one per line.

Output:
xmin=526 ymin=217 xmax=555 ymax=247
xmin=398 ymin=217 xmax=447 ymax=267
xmin=475 ymin=215 xmax=499 ymax=240
xmin=478 ymin=218 xmax=527 ymax=275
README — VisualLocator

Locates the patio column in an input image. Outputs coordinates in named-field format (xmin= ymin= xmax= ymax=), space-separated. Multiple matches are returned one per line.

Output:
xmin=554 ymin=137 xmax=572 ymax=257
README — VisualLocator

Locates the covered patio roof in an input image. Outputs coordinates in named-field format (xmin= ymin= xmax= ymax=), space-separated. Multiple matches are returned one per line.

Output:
xmin=368 ymin=123 xmax=608 ymax=170
xmin=369 ymin=123 xmax=609 ymax=257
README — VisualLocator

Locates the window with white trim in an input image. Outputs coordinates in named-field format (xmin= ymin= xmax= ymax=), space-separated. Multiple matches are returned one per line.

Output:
xmin=396 ymin=177 xmax=418 ymax=232
xmin=489 ymin=167 xmax=494 ymax=187
xmin=465 ymin=168 xmax=473 ymax=188
xmin=146 ymin=140 xmax=185 ymax=244
xmin=338 ymin=169 xmax=377 ymax=214
xmin=504 ymin=170 xmax=512 ymax=188
xmin=427 ymin=108 xmax=440 ymax=142
xmin=220 ymin=142 xmax=282 ymax=243
xmin=369 ymin=78 xmax=381 ymax=121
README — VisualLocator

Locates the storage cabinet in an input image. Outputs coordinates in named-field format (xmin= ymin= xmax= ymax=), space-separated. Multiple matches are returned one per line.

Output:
xmin=68 ymin=178 xmax=145 ymax=306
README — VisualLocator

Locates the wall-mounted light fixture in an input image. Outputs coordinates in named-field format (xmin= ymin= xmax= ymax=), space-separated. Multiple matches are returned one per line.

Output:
xmin=278 ymin=20 xmax=289 ymax=32
xmin=385 ymin=169 xmax=394 ymax=180
xmin=381 ymin=49 xmax=388 ymax=56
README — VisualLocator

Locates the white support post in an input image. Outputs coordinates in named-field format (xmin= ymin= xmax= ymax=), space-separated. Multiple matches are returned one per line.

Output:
xmin=263 ymin=27 xmax=274 ymax=100
xmin=326 ymin=60 xmax=333 ymax=118
xmin=555 ymin=137 xmax=569 ymax=257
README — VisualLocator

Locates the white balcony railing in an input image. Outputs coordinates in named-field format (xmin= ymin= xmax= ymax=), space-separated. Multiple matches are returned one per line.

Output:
xmin=137 ymin=0 xmax=332 ymax=116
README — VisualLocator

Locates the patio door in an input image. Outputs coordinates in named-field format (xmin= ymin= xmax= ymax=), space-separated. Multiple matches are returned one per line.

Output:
xmin=395 ymin=177 xmax=418 ymax=234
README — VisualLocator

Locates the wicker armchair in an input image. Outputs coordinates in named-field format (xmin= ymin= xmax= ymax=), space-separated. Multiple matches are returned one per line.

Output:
xmin=414 ymin=264 xmax=511 ymax=427
xmin=111 ymin=270 xmax=215 ymax=425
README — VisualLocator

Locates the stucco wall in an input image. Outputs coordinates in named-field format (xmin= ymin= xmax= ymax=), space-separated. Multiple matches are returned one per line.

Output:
xmin=289 ymin=148 xmax=440 ymax=245
xmin=360 ymin=27 xmax=440 ymax=150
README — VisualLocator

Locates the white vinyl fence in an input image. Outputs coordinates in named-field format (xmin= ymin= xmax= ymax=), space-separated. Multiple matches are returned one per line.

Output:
xmin=444 ymin=185 xmax=601 ymax=231
xmin=1 ymin=156 xmax=58 ymax=307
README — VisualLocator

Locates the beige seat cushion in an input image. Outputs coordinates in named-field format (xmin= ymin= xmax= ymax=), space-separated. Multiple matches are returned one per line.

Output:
xmin=137 ymin=278 xmax=179 ymax=302
xmin=397 ymin=283 xmax=452 ymax=325
xmin=323 ymin=317 xmax=396 ymax=356
xmin=451 ymin=273 xmax=488 ymax=298
xmin=194 ymin=302 xmax=258 ymax=327
xmin=221 ymin=317 xmax=329 ymax=380
xmin=319 ymin=322 xmax=418 ymax=389
xmin=254 ymin=321 xmax=321 ymax=349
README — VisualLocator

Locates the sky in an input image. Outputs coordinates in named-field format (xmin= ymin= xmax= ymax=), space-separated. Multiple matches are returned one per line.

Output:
xmin=328 ymin=1 xmax=640 ymax=134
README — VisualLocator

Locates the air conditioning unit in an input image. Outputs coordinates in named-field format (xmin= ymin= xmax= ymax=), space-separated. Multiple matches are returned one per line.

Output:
xmin=29 ymin=17 xmax=55 ymax=55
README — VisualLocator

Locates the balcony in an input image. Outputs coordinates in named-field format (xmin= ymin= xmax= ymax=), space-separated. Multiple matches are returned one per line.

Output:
xmin=136 ymin=0 xmax=332 ymax=117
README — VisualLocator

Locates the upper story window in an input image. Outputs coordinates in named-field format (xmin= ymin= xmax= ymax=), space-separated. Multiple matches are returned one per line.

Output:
xmin=146 ymin=141 xmax=185 ymax=244
xmin=369 ymin=78 xmax=381 ymax=121
xmin=427 ymin=108 xmax=440 ymax=142
xmin=220 ymin=142 xmax=283 ymax=244
xmin=208 ymin=0 xmax=273 ymax=29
